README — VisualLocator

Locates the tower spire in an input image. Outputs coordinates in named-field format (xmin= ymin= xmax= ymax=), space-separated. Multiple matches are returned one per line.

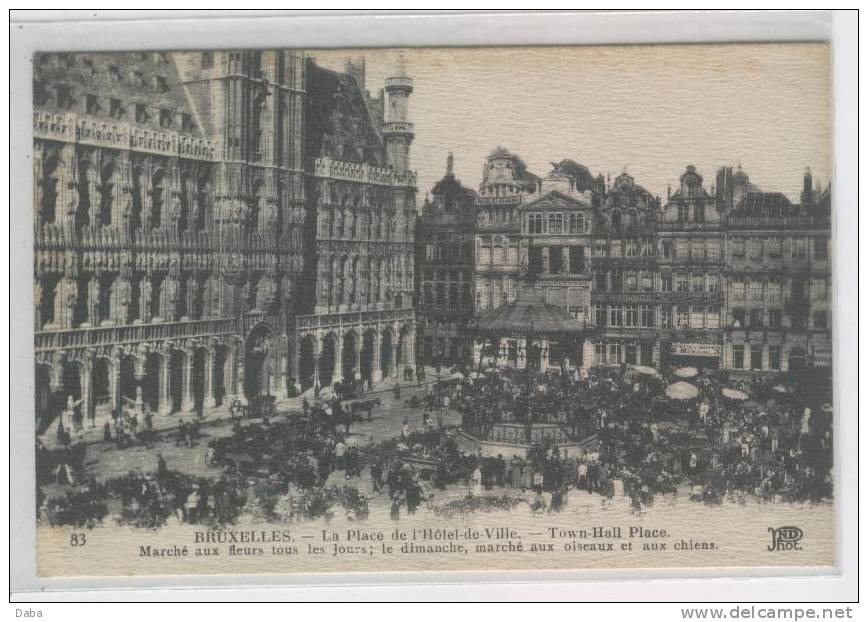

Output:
xmin=446 ymin=151 xmax=454 ymax=176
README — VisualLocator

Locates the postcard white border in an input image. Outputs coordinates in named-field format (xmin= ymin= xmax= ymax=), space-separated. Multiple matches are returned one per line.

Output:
xmin=8 ymin=9 xmax=858 ymax=602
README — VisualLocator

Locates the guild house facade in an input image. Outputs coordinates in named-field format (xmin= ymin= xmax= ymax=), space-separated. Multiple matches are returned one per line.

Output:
xmin=33 ymin=51 xmax=416 ymax=431
xmin=415 ymin=148 xmax=831 ymax=375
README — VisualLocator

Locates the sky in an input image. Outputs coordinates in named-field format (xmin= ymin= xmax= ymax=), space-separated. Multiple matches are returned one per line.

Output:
xmin=312 ymin=44 xmax=831 ymax=203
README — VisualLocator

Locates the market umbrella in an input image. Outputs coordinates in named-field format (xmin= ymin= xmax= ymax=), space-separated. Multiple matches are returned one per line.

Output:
xmin=468 ymin=371 xmax=481 ymax=379
xmin=450 ymin=371 xmax=465 ymax=380
xmin=319 ymin=386 xmax=336 ymax=400
xmin=674 ymin=366 xmax=698 ymax=379
xmin=772 ymin=384 xmax=792 ymax=394
xmin=665 ymin=381 xmax=699 ymax=400
xmin=631 ymin=365 xmax=658 ymax=376
xmin=722 ymin=388 xmax=749 ymax=401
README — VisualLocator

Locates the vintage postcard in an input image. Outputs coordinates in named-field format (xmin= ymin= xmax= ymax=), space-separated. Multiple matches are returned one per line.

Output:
xmin=28 ymin=42 xmax=835 ymax=578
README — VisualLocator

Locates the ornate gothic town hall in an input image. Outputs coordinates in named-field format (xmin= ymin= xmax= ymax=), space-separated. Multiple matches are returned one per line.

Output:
xmin=33 ymin=51 xmax=417 ymax=428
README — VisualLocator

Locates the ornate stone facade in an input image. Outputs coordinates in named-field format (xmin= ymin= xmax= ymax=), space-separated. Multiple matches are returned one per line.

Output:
xmin=415 ymin=154 xmax=477 ymax=366
xmin=33 ymin=51 xmax=416 ymax=431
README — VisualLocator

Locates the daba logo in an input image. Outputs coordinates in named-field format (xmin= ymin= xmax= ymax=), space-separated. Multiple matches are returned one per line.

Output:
xmin=768 ymin=526 xmax=803 ymax=551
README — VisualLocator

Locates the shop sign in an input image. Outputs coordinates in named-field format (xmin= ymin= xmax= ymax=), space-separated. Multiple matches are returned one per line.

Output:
xmin=671 ymin=342 xmax=722 ymax=357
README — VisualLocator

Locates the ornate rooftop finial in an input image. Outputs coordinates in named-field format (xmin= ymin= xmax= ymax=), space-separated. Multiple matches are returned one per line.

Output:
xmin=446 ymin=151 xmax=454 ymax=176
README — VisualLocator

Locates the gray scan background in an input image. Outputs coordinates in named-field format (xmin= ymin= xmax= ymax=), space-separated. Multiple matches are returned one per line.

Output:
xmin=8 ymin=9 xmax=859 ymax=602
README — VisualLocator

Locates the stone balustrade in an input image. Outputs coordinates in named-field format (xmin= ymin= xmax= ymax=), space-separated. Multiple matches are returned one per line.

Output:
xmin=32 ymin=111 xmax=218 ymax=161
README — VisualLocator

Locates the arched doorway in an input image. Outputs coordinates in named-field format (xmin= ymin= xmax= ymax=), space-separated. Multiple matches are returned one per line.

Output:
xmin=244 ymin=324 xmax=273 ymax=400
xmin=299 ymin=335 xmax=316 ymax=392
xmin=342 ymin=331 xmax=358 ymax=383
xmin=380 ymin=329 xmax=394 ymax=379
xmin=92 ymin=357 xmax=111 ymax=417
xmin=35 ymin=364 xmax=54 ymax=433
xmin=119 ymin=355 xmax=137 ymax=406
xmin=319 ymin=333 xmax=337 ymax=387
xmin=361 ymin=330 xmax=376 ymax=384
xmin=192 ymin=348 xmax=206 ymax=411
xmin=789 ymin=347 xmax=806 ymax=372
xmin=143 ymin=353 xmax=162 ymax=413
xmin=212 ymin=345 xmax=228 ymax=407
xmin=169 ymin=350 xmax=185 ymax=413
xmin=60 ymin=359 xmax=82 ymax=430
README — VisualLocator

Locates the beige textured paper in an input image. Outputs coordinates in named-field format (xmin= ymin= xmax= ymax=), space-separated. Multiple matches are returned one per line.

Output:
xmin=33 ymin=42 xmax=833 ymax=578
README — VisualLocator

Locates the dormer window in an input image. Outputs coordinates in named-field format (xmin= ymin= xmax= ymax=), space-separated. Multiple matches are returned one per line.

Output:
xmin=108 ymin=65 xmax=122 ymax=81
xmin=132 ymin=70 xmax=144 ymax=88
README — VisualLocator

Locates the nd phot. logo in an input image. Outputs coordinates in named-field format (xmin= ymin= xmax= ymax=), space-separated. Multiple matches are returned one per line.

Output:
xmin=768 ymin=526 xmax=803 ymax=551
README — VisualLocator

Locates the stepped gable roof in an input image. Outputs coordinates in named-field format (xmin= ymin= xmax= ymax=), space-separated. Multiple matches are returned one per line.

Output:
xmin=471 ymin=289 xmax=580 ymax=335
xmin=33 ymin=51 xmax=204 ymax=137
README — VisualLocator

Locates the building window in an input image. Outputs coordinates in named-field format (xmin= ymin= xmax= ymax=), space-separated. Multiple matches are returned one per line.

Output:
xmin=732 ymin=345 xmax=745 ymax=370
xmin=181 ymin=113 xmax=193 ymax=131
xmin=695 ymin=203 xmax=705 ymax=223
xmin=527 ymin=246 xmax=543 ymax=276
xmin=159 ymin=108 xmax=173 ymax=128
xmin=707 ymin=240 xmax=721 ymax=260
xmin=747 ymin=238 xmax=763 ymax=260
xmin=660 ymin=274 xmax=672 ymax=292
xmin=609 ymin=305 xmax=623 ymax=327
xmin=201 ymin=52 xmax=214 ymax=69
xmin=676 ymin=276 xmax=689 ymax=293
xmin=731 ymin=281 xmax=745 ymax=302
xmin=767 ymin=238 xmax=782 ymax=259
xmin=813 ymin=310 xmax=827 ymax=329
xmin=595 ymin=307 xmax=607 ymax=327
xmin=85 ymin=94 xmax=100 ymax=115
xmin=625 ymin=273 xmax=637 ymax=291
xmin=750 ymin=280 xmax=764 ymax=301
xmin=691 ymin=275 xmax=705 ymax=293
xmin=768 ymin=309 xmax=782 ymax=329
xmin=749 ymin=309 xmax=764 ymax=329
xmin=690 ymin=305 xmax=705 ymax=328
xmin=569 ymin=246 xmax=585 ymax=273
xmin=595 ymin=271 xmax=607 ymax=293
xmin=791 ymin=237 xmax=807 ymax=259
xmin=625 ymin=305 xmax=639 ymax=327
xmin=750 ymin=344 xmax=763 ymax=370
xmin=811 ymin=279 xmax=828 ymax=301
xmin=640 ymin=304 xmax=653 ymax=327
xmin=155 ymin=75 xmax=169 ymax=92
xmin=707 ymin=274 xmax=720 ymax=293
xmin=135 ymin=103 xmax=148 ymax=124
xmin=109 ymin=98 xmax=123 ymax=119
xmin=610 ymin=240 xmax=622 ymax=257
xmin=676 ymin=304 xmax=689 ymax=329
xmin=641 ymin=274 xmax=653 ymax=292
xmin=767 ymin=281 xmax=782 ymax=304
xmin=56 ymin=85 xmax=73 ymax=110
xmin=549 ymin=246 xmax=564 ymax=274
xmin=108 ymin=64 xmax=122 ymax=81
xmin=732 ymin=308 xmax=745 ymax=328
xmin=691 ymin=239 xmax=704 ymax=259
xmin=769 ymin=346 xmax=781 ymax=370
xmin=678 ymin=203 xmax=689 ymax=222
xmin=626 ymin=240 xmax=639 ymax=257
xmin=732 ymin=239 xmax=745 ymax=259
xmin=814 ymin=236 xmax=828 ymax=259
xmin=661 ymin=240 xmax=674 ymax=259
xmin=706 ymin=307 xmax=720 ymax=329
xmin=548 ymin=213 xmax=563 ymax=234
xmin=661 ymin=307 xmax=673 ymax=329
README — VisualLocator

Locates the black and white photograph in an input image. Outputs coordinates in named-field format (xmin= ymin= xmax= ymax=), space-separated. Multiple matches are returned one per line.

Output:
xmin=10 ymin=11 xmax=856 ymax=594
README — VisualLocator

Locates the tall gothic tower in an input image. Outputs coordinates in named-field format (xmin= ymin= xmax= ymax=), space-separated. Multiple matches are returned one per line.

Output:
xmin=382 ymin=58 xmax=414 ymax=175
